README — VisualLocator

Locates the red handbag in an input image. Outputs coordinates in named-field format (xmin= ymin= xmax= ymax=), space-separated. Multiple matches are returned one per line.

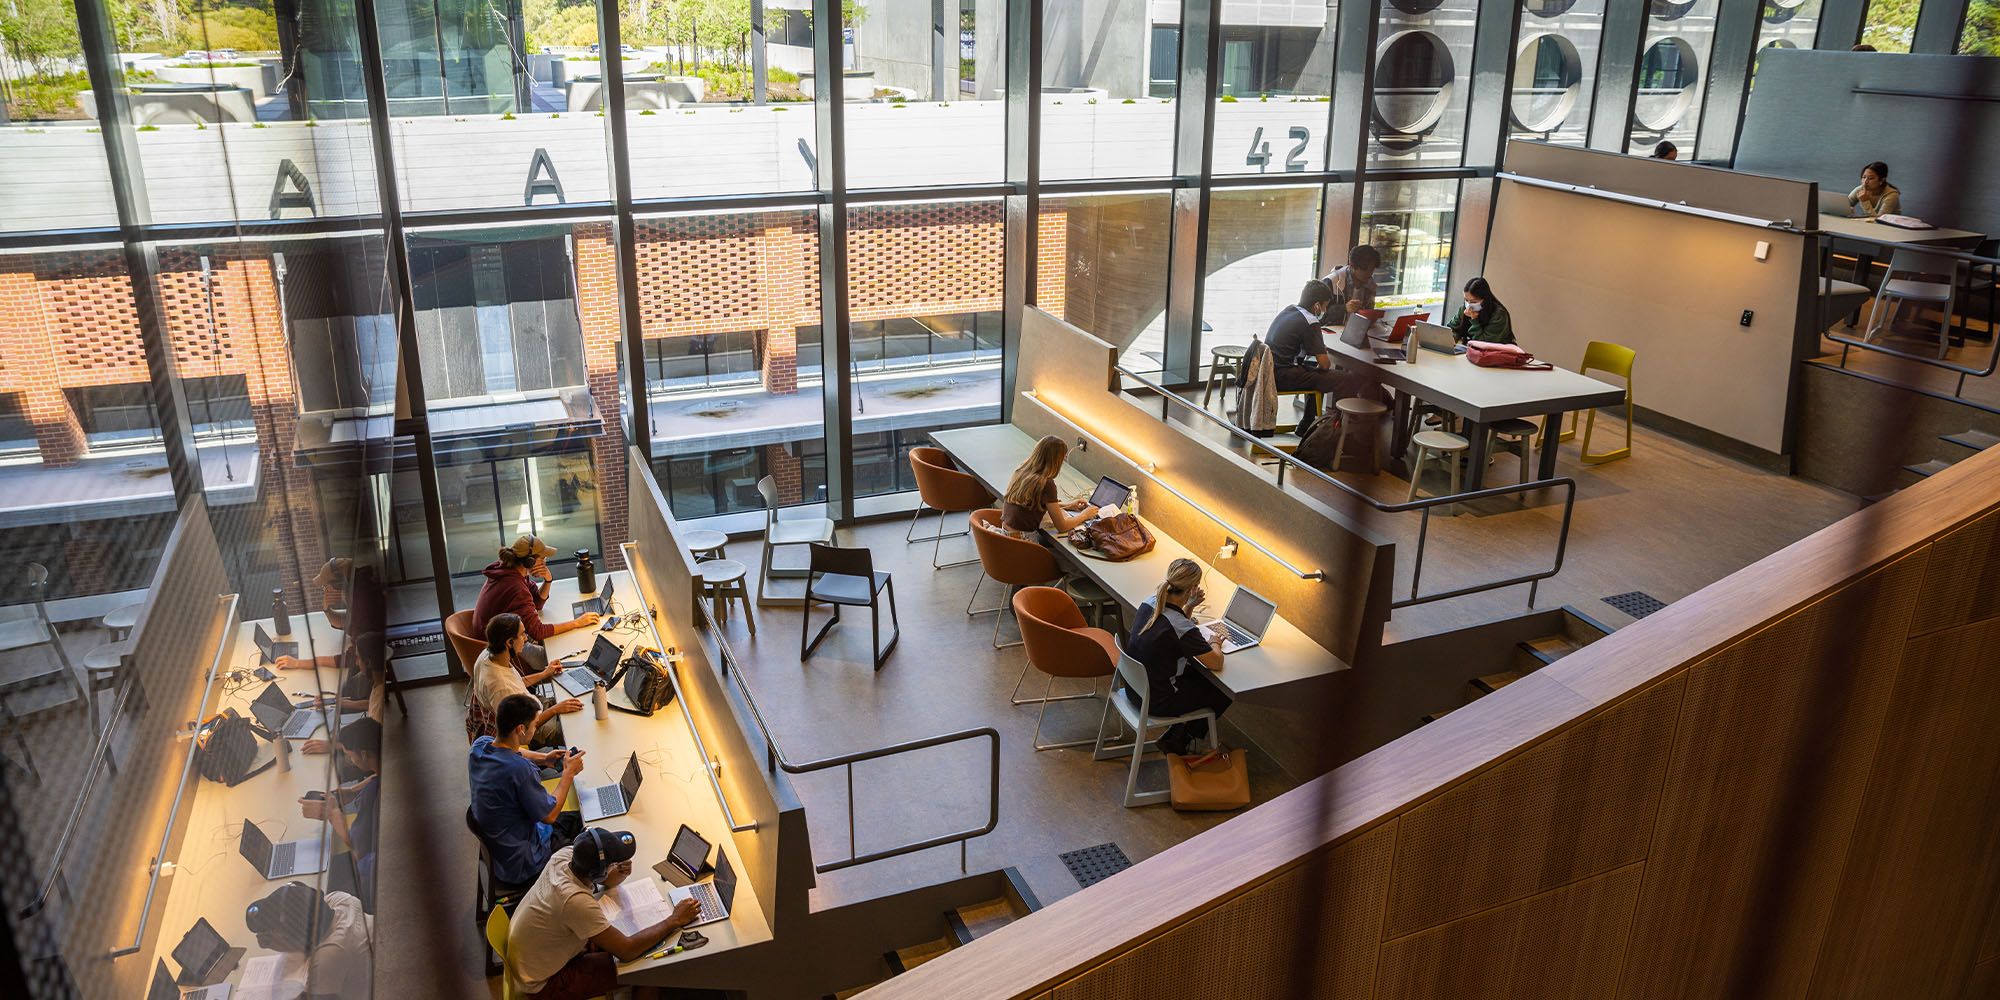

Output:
xmin=1466 ymin=340 xmax=1553 ymax=370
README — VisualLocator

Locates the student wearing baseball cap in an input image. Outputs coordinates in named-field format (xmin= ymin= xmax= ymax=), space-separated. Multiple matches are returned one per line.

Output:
xmin=471 ymin=535 xmax=602 ymax=670
xmin=245 ymin=881 xmax=372 ymax=999
xmin=506 ymin=829 xmax=701 ymax=1000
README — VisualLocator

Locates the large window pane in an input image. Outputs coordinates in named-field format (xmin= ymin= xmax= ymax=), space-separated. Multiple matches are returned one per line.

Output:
xmin=1755 ymin=0 xmax=1820 ymax=73
xmin=841 ymin=0 xmax=1004 ymax=189
xmin=1360 ymin=179 xmax=1456 ymax=312
xmin=1512 ymin=0 xmax=1604 ymax=147
xmin=1372 ymin=0 xmax=1479 ymax=167
xmin=0 ymin=0 xmax=120 ymax=232
xmin=1040 ymin=192 xmax=1173 ymax=369
xmin=1211 ymin=5 xmax=1337 ymax=175
xmin=1961 ymin=0 xmax=1999 ymax=53
xmin=1629 ymin=0 xmax=1719 ymax=153
xmin=1042 ymin=0 xmax=1176 ymax=180
xmin=1198 ymin=185 xmax=1323 ymax=357
xmin=1859 ymin=0 xmax=1917 ymax=51
xmin=638 ymin=208 xmax=829 ymax=519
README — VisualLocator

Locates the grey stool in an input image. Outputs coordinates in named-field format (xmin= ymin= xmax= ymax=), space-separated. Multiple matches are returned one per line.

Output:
xmin=1331 ymin=397 xmax=1389 ymax=474
xmin=682 ymin=528 xmax=728 ymax=562
xmin=1406 ymin=430 xmax=1470 ymax=514
xmin=1483 ymin=418 xmax=1540 ymax=485
xmin=696 ymin=559 xmax=755 ymax=635
xmin=1201 ymin=345 xmax=1248 ymax=410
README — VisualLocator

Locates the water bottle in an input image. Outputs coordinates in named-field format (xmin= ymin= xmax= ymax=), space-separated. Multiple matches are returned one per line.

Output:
xmin=575 ymin=549 xmax=597 ymax=596
xmin=274 ymin=734 xmax=292 ymax=773
xmin=272 ymin=589 xmax=291 ymax=637
xmin=592 ymin=682 xmax=608 ymax=721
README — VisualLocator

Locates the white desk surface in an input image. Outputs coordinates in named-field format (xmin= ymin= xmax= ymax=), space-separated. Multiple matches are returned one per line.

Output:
xmin=148 ymin=611 xmax=355 ymax=991
xmin=1819 ymin=215 xmax=1984 ymax=248
xmin=931 ymin=424 xmax=1349 ymax=697
xmin=1325 ymin=337 xmax=1627 ymax=424
xmin=540 ymin=571 xmax=774 ymax=976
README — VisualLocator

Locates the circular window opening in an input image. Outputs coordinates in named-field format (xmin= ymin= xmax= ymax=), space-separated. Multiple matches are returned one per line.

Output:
xmin=1511 ymin=34 xmax=1583 ymax=132
xmin=1387 ymin=0 xmax=1447 ymax=14
xmin=1373 ymin=30 xmax=1455 ymax=146
xmin=1650 ymin=0 xmax=1699 ymax=20
xmin=1633 ymin=37 xmax=1700 ymax=131
xmin=1762 ymin=0 xmax=1801 ymax=25
xmin=1523 ymin=0 xmax=1581 ymax=16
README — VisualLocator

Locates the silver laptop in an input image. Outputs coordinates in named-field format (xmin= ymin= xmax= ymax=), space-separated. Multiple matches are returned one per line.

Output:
xmin=1413 ymin=320 xmax=1464 ymax=355
xmin=670 ymin=849 xmax=737 ymax=928
xmin=1214 ymin=587 xmax=1278 ymax=655
xmin=249 ymin=683 xmax=327 ymax=740
xmin=253 ymin=623 xmax=297 ymax=662
xmin=150 ymin=960 xmax=231 ymax=1000
xmin=580 ymin=752 xmax=643 ymax=822
xmin=555 ymin=634 xmax=624 ymax=698
xmin=572 ymin=575 xmax=615 ymax=617
xmin=1339 ymin=313 xmax=1372 ymax=348
xmin=1086 ymin=476 xmax=1132 ymax=511
xmin=238 ymin=819 xmax=328 ymax=880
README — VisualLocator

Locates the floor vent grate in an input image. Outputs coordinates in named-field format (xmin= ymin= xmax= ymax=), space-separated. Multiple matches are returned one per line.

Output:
xmin=1060 ymin=843 xmax=1133 ymax=889
xmin=1603 ymin=591 xmax=1668 ymax=620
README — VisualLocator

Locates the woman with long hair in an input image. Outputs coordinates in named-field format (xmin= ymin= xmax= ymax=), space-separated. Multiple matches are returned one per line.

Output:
xmin=1447 ymin=276 xmax=1516 ymax=345
xmin=996 ymin=435 xmax=1099 ymax=538
xmin=1125 ymin=558 xmax=1233 ymax=756
xmin=1849 ymin=161 xmax=1900 ymax=219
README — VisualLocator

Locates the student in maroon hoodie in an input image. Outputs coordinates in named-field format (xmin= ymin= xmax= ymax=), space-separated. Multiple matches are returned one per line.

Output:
xmin=472 ymin=535 xmax=602 ymax=676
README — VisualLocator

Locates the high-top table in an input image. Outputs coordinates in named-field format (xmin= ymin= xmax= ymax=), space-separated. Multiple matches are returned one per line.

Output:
xmin=1819 ymin=215 xmax=1984 ymax=250
xmin=930 ymin=424 xmax=1348 ymax=698
xmin=1323 ymin=338 xmax=1627 ymax=490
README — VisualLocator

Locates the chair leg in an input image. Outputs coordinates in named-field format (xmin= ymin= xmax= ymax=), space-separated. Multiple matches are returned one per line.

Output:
xmin=737 ymin=585 xmax=756 ymax=637
xmin=965 ymin=572 xmax=1005 ymax=617
xmin=1031 ymin=676 xmax=1100 ymax=751
xmin=931 ymin=515 xmax=978 ymax=569
xmin=801 ymin=599 xmax=843 ymax=661
xmin=875 ymin=580 xmax=900 ymax=669
xmin=990 ymin=591 xmax=1024 ymax=650
xmin=1011 ymin=662 xmax=1100 ymax=706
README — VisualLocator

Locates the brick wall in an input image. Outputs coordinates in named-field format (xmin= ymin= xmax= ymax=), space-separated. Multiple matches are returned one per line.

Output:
xmin=573 ymin=223 xmax=630 ymax=572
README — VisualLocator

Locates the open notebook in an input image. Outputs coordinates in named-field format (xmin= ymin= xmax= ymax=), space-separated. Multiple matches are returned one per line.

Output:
xmin=603 ymin=879 xmax=673 ymax=938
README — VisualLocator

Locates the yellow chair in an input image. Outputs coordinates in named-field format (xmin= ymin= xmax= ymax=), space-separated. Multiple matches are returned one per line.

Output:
xmin=484 ymin=905 xmax=519 ymax=1000
xmin=1560 ymin=341 xmax=1635 ymax=464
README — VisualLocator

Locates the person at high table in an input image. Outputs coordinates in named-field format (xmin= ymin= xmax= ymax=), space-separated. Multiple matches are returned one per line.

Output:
xmin=1848 ymin=160 xmax=1901 ymax=219
xmin=467 ymin=612 xmax=581 ymax=745
xmin=1126 ymin=558 xmax=1234 ymax=757
xmin=507 ymin=828 xmax=703 ymax=1000
xmin=471 ymin=694 xmax=588 ymax=887
xmin=300 ymin=717 xmax=383 ymax=911
xmin=1318 ymin=244 xmax=1382 ymax=328
xmin=1446 ymin=277 xmax=1516 ymax=346
xmin=473 ymin=535 xmax=603 ymax=677
xmin=997 ymin=435 xmax=1101 ymax=541
xmin=1263 ymin=279 xmax=1385 ymax=423
xmin=244 ymin=881 xmax=373 ymax=1000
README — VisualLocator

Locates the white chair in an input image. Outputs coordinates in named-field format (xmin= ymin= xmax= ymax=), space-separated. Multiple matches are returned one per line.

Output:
xmin=1864 ymin=247 xmax=1961 ymax=359
xmin=755 ymin=476 xmax=835 ymax=607
xmin=1092 ymin=651 xmax=1219 ymax=807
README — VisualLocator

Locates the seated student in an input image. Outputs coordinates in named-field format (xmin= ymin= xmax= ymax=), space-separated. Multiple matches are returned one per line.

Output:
xmin=311 ymin=557 xmax=353 ymax=630
xmin=473 ymin=536 xmax=602 ymax=675
xmin=1263 ymin=280 xmax=1384 ymax=423
xmin=996 ymin=435 xmax=1099 ymax=540
xmin=470 ymin=694 xmax=586 ymax=887
xmin=1849 ymin=160 xmax=1901 ymax=218
xmin=1652 ymin=140 xmax=1678 ymax=160
xmin=1319 ymin=244 xmax=1382 ymax=327
xmin=1446 ymin=276 xmax=1516 ymax=345
xmin=507 ymin=829 xmax=702 ymax=1000
xmin=468 ymin=613 xmax=581 ymax=744
xmin=244 ymin=881 xmax=372 ymax=1000
xmin=300 ymin=718 xmax=382 ymax=909
xmin=1125 ymin=558 xmax=1233 ymax=757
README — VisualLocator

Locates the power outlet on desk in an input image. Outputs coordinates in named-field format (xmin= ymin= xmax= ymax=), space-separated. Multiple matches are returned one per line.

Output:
xmin=1740 ymin=309 xmax=1754 ymax=327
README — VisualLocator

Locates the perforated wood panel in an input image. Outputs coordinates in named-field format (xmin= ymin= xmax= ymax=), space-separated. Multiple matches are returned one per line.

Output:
xmin=1383 ymin=675 xmax=1683 ymax=939
xmin=1908 ymin=508 xmax=2000 ymax=637
xmin=1375 ymin=863 xmax=1644 ymax=1000
xmin=1619 ymin=552 xmax=1930 ymax=1000
xmin=1054 ymin=823 xmax=1396 ymax=1000
xmin=1808 ymin=616 xmax=2000 ymax=998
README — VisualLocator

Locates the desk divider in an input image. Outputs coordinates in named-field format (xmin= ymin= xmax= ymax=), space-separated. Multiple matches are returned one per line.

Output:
xmin=1015 ymin=307 xmax=1395 ymax=664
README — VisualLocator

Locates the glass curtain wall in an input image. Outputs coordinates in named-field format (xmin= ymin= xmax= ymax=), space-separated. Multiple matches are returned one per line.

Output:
xmin=1511 ymin=0 xmax=1605 ymax=146
xmin=1860 ymin=0 xmax=1920 ymax=50
xmin=1198 ymin=186 xmax=1324 ymax=355
xmin=1757 ymin=0 xmax=1823 ymax=69
xmin=1041 ymin=0 xmax=1176 ymax=180
xmin=1372 ymin=0 xmax=1481 ymax=167
xmin=1629 ymin=0 xmax=1722 ymax=153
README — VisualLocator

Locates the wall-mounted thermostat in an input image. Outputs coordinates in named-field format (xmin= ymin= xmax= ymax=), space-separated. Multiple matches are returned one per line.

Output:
xmin=1754 ymin=240 xmax=1771 ymax=261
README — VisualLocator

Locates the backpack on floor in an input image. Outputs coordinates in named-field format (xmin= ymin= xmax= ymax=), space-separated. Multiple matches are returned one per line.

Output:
xmin=1293 ymin=414 xmax=1344 ymax=471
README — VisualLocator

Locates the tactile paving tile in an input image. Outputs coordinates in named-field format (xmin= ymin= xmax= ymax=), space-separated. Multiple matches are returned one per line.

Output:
xmin=1060 ymin=842 xmax=1133 ymax=889
xmin=1603 ymin=590 xmax=1669 ymax=620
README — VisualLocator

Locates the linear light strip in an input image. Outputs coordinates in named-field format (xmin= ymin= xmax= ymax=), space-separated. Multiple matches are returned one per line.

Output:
xmin=1495 ymin=171 xmax=1797 ymax=232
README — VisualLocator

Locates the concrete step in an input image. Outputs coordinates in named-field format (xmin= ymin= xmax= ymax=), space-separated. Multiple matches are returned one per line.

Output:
xmin=1470 ymin=669 xmax=1525 ymax=695
xmin=1518 ymin=634 xmax=1583 ymax=666
xmin=887 ymin=935 xmax=955 ymax=975
xmin=1941 ymin=429 xmax=2000 ymax=452
xmin=948 ymin=897 xmax=1023 ymax=946
xmin=1904 ymin=459 xmax=1956 ymax=478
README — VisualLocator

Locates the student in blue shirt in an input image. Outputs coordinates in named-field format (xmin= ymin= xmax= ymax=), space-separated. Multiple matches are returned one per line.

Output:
xmin=470 ymin=694 xmax=586 ymax=886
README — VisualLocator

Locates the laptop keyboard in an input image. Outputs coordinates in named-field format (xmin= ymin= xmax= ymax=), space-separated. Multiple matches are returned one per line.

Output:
xmin=558 ymin=668 xmax=594 ymax=694
xmin=595 ymin=786 xmax=621 ymax=815
xmin=1222 ymin=622 xmax=1256 ymax=648
xmin=285 ymin=711 xmax=318 ymax=738
xmin=684 ymin=880 xmax=725 ymax=918
xmin=271 ymin=840 xmax=296 ymax=875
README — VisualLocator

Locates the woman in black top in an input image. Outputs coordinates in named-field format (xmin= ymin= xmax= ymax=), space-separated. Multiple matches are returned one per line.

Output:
xmin=1125 ymin=558 xmax=1232 ymax=756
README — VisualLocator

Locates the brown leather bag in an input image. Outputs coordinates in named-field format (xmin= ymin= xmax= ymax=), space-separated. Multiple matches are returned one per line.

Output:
xmin=1167 ymin=747 xmax=1250 ymax=811
xmin=1072 ymin=512 xmax=1156 ymax=561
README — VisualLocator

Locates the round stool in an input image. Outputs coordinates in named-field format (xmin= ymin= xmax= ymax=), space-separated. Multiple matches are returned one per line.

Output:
xmin=1202 ymin=345 xmax=1248 ymax=410
xmin=83 ymin=638 xmax=135 ymax=673
xmin=1484 ymin=417 xmax=1540 ymax=485
xmin=1406 ymin=430 xmax=1471 ymax=513
xmin=682 ymin=528 xmax=729 ymax=562
xmin=101 ymin=601 xmax=143 ymax=638
xmin=1331 ymin=397 xmax=1389 ymax=475
xmin=696 ymin=560 xmax=755 ymax=635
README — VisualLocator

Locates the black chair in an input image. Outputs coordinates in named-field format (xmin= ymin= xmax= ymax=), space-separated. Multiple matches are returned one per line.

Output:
xmin=799 ymin=543 xmax=900 ymax=670
xmin=465 ymin=807 xmax=532 ymax=976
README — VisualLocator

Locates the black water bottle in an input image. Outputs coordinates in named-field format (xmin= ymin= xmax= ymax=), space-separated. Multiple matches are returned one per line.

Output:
xmin=272 ymin=588 xmax=292 ymax=637
xmin=575 ymin=549 xmax=596 ymax=596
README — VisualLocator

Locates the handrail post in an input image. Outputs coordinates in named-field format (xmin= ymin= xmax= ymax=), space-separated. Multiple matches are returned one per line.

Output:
xmin=1411 ymin=508 xmax=1431 ymax=600
xmin=847 ymin=761 xmax=857 ymax=865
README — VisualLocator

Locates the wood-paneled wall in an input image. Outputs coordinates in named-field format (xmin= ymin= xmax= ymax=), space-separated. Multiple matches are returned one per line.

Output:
xmin=857 ymin=442 xmax=2000 ymax=999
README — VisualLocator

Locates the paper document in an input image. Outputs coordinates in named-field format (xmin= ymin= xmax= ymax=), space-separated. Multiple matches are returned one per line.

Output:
xmin=233 ymin=955 xmax=300 ymax=1000
xmin=604 ymin=879 xmax=672 ymax=938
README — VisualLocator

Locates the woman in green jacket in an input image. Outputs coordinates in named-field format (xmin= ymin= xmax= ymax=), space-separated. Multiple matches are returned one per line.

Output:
xmin=1447 ymin=277 xmax=1515 ymax=346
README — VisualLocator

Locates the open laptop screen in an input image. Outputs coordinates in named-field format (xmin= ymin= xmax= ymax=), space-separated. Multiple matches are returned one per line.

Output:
xmin=1087 ymin=476 xmax=1131 ymax=510
xmin=171 ymin=918 xmax=228 ymax=981
xmin=1224 ymin=588 xmax=1278 ymax=639
xmin=585 ymin=635 xmax=623 ymax=680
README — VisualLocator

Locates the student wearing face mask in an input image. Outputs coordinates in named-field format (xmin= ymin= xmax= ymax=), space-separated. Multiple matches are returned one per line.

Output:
xmin=1446 ymin=277 xmax=1515 ymax=346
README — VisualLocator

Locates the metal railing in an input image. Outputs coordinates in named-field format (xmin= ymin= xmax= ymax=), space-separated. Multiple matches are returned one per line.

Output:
xmin=1113 ymin=366 xmax=1578 ymax=609
xmin=1812 ymin=236 xmax=2000 ymax=397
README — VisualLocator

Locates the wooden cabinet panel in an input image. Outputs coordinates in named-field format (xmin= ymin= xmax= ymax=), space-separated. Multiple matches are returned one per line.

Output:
xmin=1375 ymin=863 xmax=1644 ymax=1000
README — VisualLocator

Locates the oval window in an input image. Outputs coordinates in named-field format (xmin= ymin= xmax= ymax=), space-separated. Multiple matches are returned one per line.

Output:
xmin=1373 ymin=30 xmax=1455 ymax=142
xmin=1632 ymin=37 xmax=1700 ymax=131
xmin=1510 ymin=34 xmax=1583 ymax=132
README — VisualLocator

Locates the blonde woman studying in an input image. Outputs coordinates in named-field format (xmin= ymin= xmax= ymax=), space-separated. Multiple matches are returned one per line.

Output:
xmin=996 ymin=435 xmax=1099 ymax=539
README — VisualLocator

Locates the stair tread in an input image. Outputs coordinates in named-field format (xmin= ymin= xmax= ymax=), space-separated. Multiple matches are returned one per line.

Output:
xmin=1904 ymin=459 xmax=1956 ymax=477
xmin=894 ymin=936 xmax=955 ymax=971
xmin=1520 ymin=634 xmax=1581 ymax=663
xmin=1941 ymin=429 xmax=2000 ymax=451
xmin=953 ymin=898 xmax=1019 ymax=941
xmin=1471 ymin=669 xmax=1525 ymax=694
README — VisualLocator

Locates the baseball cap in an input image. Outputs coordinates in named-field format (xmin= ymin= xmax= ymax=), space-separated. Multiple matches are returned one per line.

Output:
xmin=571 ymin=828 xmax=637 ymax=876
xmin=508 ymin=535 xmax=555 ymax=560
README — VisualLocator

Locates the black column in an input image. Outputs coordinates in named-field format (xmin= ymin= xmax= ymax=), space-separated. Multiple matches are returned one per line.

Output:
xmin=1696 ymin=0 xmax=1768 ymax=164
xmin=1818 ymin=0 xmax=1868 ymax=48
xmin=1914 ymin=0 xmax=1972 ymax=52
xmin=597 ymin=0 xmax=652 ymax=462
xmin=1161 ymin=0 xmax=1224 ymax=388
xmin=1451 ymin=0 xmax=1527 ymax=293
xmin=1589 ymin=0 xmax=1650 ymax=151
xmin=1000 ymin=0 xmax=1042 ymax=420
xmin=1321 ymin=0 xmax=1381 ymax=258
xmin=813 ymin=0 xmax=856 ymax=522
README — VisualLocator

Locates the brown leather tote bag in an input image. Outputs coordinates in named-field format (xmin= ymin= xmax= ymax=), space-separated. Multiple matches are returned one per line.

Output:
xmin=1074 ymin=512 xmax=1156 ymax=561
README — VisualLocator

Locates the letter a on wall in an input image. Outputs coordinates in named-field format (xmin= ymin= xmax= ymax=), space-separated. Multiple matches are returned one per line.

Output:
xmin=525 ymin=148 xmax=567 ymax=206
xmin=269 ymin=159 xmax=317 ymax=218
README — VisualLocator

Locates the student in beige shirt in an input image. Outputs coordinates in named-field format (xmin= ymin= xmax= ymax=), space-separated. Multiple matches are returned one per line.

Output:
xmin=1849 ymin=161 xmax=1902 ymax=218
xmin=508 ymin=831 xmax=700 ymax=1000
xmin=245 ymin=882 xmax=373 ymax=999
xmin=471 ymin=613 xmax=580 ymax=745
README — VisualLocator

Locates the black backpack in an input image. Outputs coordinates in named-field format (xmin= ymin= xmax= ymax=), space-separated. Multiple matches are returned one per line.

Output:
xmin=615 ymin=647 xmax=676 ymax=716
xmin=198 ymin=712 xmax=266 ymax=786
xmin=1293 ymin=412 xmax=1345 ymax=471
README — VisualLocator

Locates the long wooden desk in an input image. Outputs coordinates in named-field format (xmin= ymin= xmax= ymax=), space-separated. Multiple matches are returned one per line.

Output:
xmin=147 ymin=611 xmax=356 ymax=992
xmin=539 ymin=571 xmax=774 ymax=978
xmin=930 ymin=424 xmax=1348 ymax=697
xmin=1324 ymin=337 xmax=1627 ymax=490
xmin=1819 ymin=215 xmax=1984 ymax=249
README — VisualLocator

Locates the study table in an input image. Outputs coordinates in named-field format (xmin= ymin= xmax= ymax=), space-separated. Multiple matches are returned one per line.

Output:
xmin=1324 ymin=337 xmax=1627 ymax=491
xmin=1818 ymin=215 xmax=1984 ymax=250
xmin=930 ymin=424 xmax=1349 ymax=698
xmin=537 ymin=570 xmax=774 ymax=980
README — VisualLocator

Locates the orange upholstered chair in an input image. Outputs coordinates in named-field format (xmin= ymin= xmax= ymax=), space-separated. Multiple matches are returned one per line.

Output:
xmin=444 ymin=610 xmax=486 ymax=677
xmin=967 ymin=509 xmax=1064 ymax=648
xmin=907 ymin=447 xmax=992 ymax=569
xmin=1012 ymin=587 xmax=1119 ymax=751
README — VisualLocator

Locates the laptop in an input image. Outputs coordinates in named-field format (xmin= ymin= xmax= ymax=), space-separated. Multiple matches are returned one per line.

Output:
xmin=1212 ymin=587 xmax=1279 ymax=655
xmin=663 ymin=825 xmax=737 ymax=928
xmin=252 ymin=623 xmax=297 ymax=663
xmin=249 ymin=682 xmax=327 ymax=740
xmin=555 ymin=634 xmax=625 ymax=698
xmin=1086 ymin=476 xmax=1132 ymax=511
xmin=150 ymin=960 xmax=232 ymax=1000
xmin=1413 ymin=320 xmax=1465 ymax=355
xmin=571 ymin=575 xmax=615 ymax=617
xmin=1386 ymin=311 xmax=1431 ymax=343
xmin=1339 ymin=313 xmax=1372 ymax=348
xmin=580 ymin=751 xmax=643 ymax=822
xmin=238 ymin=819 xmax=328 ymax=880
xmin=168 ymin=918 xmax=241 ymax=989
